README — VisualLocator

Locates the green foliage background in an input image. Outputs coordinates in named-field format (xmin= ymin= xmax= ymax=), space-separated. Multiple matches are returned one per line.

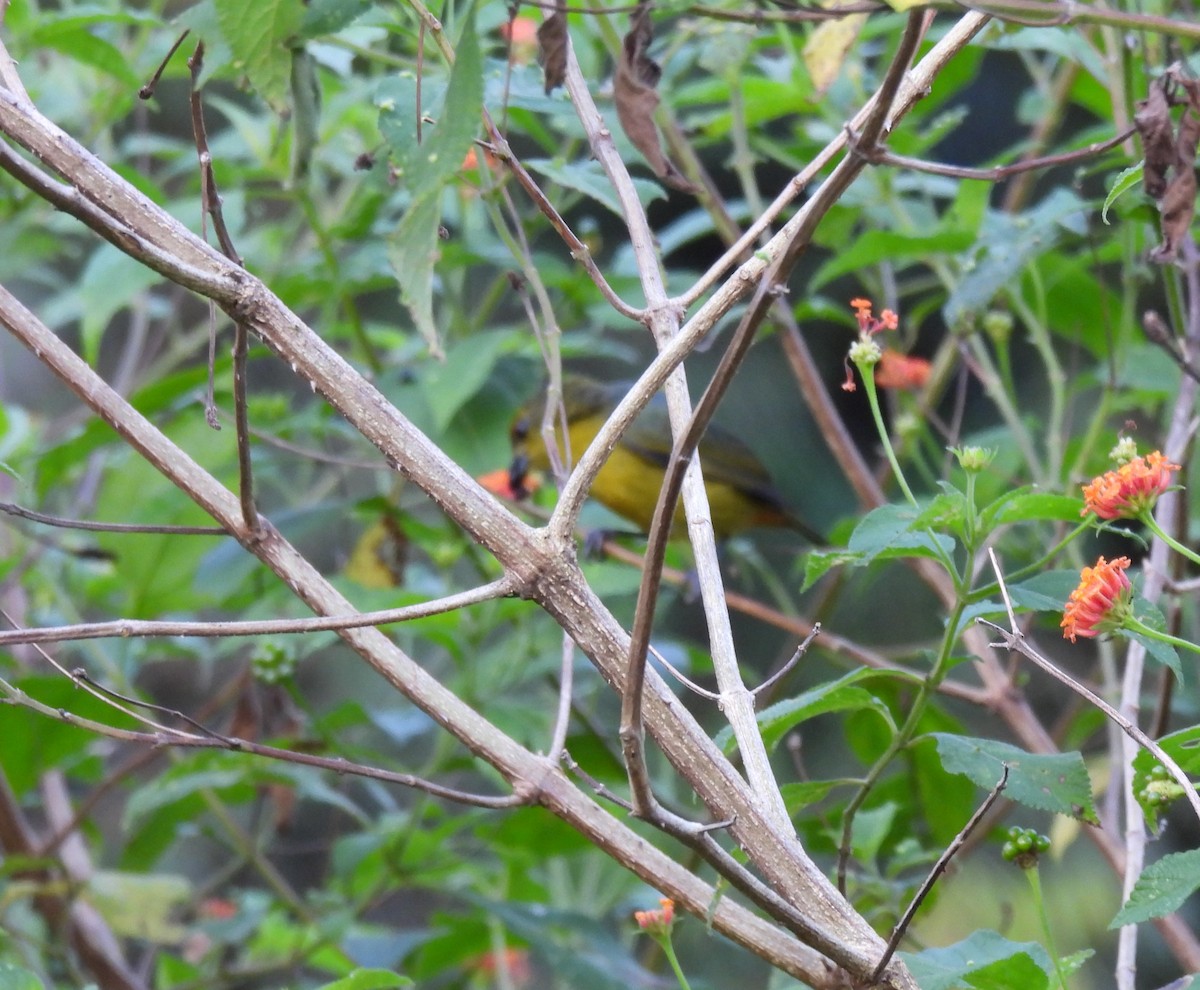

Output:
xmin=1 ymin=1 xmax=1199 ymax=988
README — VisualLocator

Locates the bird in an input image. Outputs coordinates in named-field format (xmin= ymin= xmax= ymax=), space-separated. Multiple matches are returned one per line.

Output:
xmin=506 ymin=374 xmax=822 ymax=542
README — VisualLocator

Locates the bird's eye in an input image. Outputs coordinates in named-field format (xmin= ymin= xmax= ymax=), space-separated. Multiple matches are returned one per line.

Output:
xmin=511 ymin=416 xmax=529 ymax=444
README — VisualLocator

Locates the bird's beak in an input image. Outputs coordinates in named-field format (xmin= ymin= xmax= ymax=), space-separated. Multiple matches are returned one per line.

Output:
xmin=508 ymin=452 xmax=531 ymax=500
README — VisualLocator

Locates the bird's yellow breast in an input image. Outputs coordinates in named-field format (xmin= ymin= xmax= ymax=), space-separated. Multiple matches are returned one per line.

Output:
xmin=532 ymin=414 xmax=771 ymax=538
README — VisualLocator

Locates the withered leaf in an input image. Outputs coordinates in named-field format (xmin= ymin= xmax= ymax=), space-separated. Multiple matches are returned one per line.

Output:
xmin=1138 ymin=65 xmax=1200 ymax=262
xmin=613 ymin=1 xmax=695 ymax=193
xmin=537 ymin=5 xmax=568 ymax=94
xmin=1134 ymin=82 xmax=1173 ymax=198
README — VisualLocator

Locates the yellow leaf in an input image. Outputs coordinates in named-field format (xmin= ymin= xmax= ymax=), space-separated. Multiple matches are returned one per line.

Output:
xmin=803 ymin=12 xmax=868 ymax=95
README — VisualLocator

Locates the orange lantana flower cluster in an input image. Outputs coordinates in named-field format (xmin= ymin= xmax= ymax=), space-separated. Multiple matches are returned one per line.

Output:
xmin=1061 ymin=556 xmax=1133 ymax=642
xmin=875 ymin=349 xmax=932 ymax=391
xmin=634 ymin=897 xmax=675 ymax=936
xmin=1081 ymin=451 xmax=1180 ymax=520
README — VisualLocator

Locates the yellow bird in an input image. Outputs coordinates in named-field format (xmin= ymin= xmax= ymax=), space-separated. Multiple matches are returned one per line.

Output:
xmin=507 ymin=375 xmax=821 ymax=542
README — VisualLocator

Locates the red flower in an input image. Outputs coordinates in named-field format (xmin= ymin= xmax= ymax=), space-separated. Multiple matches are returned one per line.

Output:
xmin=875 ymin=349 xmax=931 ymax=390
xmin=1061 ymin=556 xmax=1133 ymax=642
xmin=1081 ymin=451 xmax=1180 ymax=520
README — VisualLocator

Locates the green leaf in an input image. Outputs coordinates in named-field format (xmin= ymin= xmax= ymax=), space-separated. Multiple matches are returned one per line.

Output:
xmin=1125 ymin=627 xmax=1183 ymax=682
xmin=123 ymin=765 xmax=253 ymax=830
xmin=526 ymin=158 xmax=666 ymax=217
xmin=1102 ymin=162 xmax=1143 ymax=224
xmin=377 ymin=11 xmax=481 ymax=200
xmin=945 ymin=188 xmax=1087 ymax=326
xmin=85 ymin=870 xmax=192 ymax=943
xmin=301 ymin=0 xmax=376 ymax=37
xmin=779 ymin=779 xmax=839 ymax=814
xmin=40 ymin=245 xmax=163 ymax=366
xmin=1005 ymin=570 xmax=1080 ymax=613
xmin=846 ymin=502 xmax=957 ymax=563
xmin=388 ymin=193 xmax=444 ymax=356
xmin=0 ymin=676 xmax=136 ymax=797
xmin=813 ymin=228 xmax=976 ymax=290
xmin=422 ymin=332 xmax=515 ymax=433
xmin=1111 ymin=849 xmax=1200 ymax=927
xmin=850 ymin=802 xmax=897 ymax=864
xmin=983 ymin=490 xmax=1083 ymax=526
xmin=33 ymin=28 xmax=141 ymax=86
xmin=932 ymin=734 xmax=1098 ymax=823
xmin=0 ymin=962 xmax=46 ymax=990
xmin=213 ymin=0 xmax=305 ymax=112
xmin=737 ymin=668 xmax=904 ymax=754
xmin=314 ymin=970 xmax=413 ymax=990
xmin=903 ymin=930 xmax=1053 ymax=990
xmin=801 ymin=548 xmax=860 ymax=591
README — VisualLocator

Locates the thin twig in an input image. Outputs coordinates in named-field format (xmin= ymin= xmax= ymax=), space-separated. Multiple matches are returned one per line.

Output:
xmin=871 ymin=766 xmax=1009 ymax=982
xmin=0 ymin=576 xmax=516 ymax=646
xmin=138 ymin=29 xmax=189 ymax=100
xmin=852 ymin=125 xmax=1134 ymax=181
xmin=188 ymin=41 xmax=259 ymax=532
xmin=0 ymin=674 xmax=527 ymax=808
xmin=754 ymin=627 xmax=822 ymax=699
xmin=0 ymin=501 xmax=227 ymax=535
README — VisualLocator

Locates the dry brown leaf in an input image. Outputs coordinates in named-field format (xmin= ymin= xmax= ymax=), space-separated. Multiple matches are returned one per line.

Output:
xmin=1138 ymin=65 xmax=1200 ymax=262
xmin=614 ymin=1 xmax=695 ymax=193
xmin=1135 ymin=80 xmax=1175 ymax=198
xmin=537 ymin=5 xmax=568 ymax=94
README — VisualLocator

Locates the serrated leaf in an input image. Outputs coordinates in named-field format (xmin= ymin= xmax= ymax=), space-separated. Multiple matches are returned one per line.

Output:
xmin=903 ymin=930 xmax=1053 ymax=990
xmin=1111 ymin=849 xmax=1200 ymax=927
xmin=1102 ymin=162 xmax=1144 ymax=224
xmin=378 ymin=12 xmax=481 ymax=199
xmin=388 ymin=193 xmax=444 ymax=356
xmin=1132 ymin=723 xmax=1200 ymax=829
xmin=933 ymin=734 xmax=1097 ymax=823
xmin=213 ymin=0 xmax=305 ymax=112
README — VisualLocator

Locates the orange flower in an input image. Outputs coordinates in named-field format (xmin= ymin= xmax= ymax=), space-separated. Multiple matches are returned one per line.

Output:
xmin=1081 ymin=451 xmax=1180 ymax=520
xmin=634 ymin=897 xmax=675 ymax=936
xmin=1061 ymin=555 xmax=1133 ymax=642
xmin=875 ymin=349 xmax=931 ymax=390
xmin=472 ymin=947 xmax=532 ymax=985
xmin=851 ymin=297 xmax=899 ymax=335
xmin=500 ymin=16 xmax=539 ymax=63
xmin=477 ymin=467 xmax=540 ymax=501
